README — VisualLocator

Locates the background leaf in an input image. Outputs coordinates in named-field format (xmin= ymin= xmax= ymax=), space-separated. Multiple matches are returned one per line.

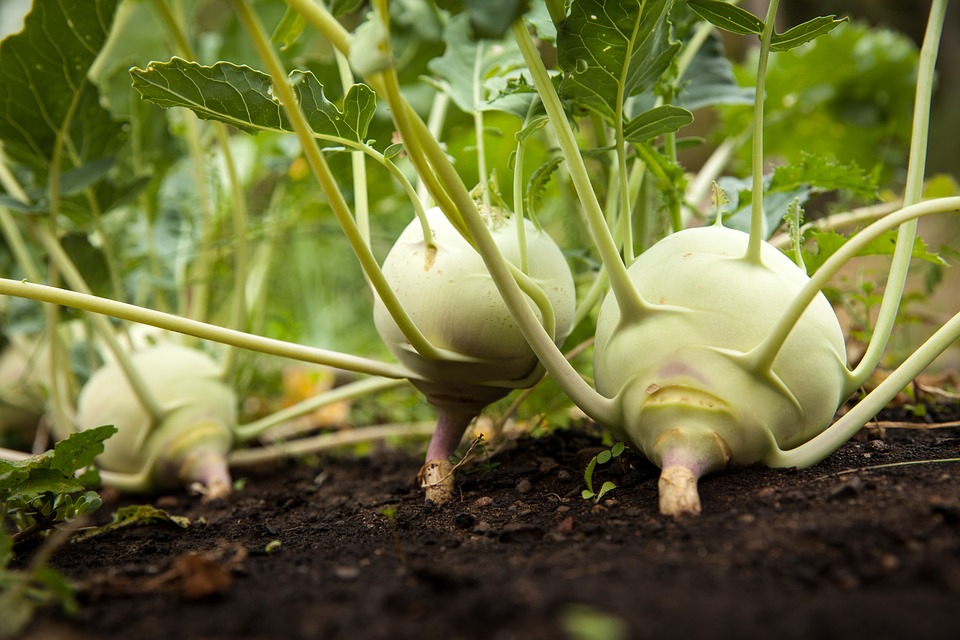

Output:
xmin=131 ymin=59 xmax=376 ymax=143
xmin=0 ymin=0 xmax=122 ymax=174
xmin=557 ymin=0 xmax=679 ymax=122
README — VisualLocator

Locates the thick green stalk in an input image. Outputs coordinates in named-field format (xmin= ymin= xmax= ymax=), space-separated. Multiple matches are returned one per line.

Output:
xmin=0 ymin=276 xmax=415 ymax=379
xmin=512 ymin=20 xmax=646 ymax=321
xmin=473 ymin=44 xmax=491 ymax=214
xmin=847 ymin=0 xmax=947 ymax=389
xmin=233 ymin=0 xmax=446 ymax=361
xmin=335 ymin=50 xmax=371 ymax=247
xmin=746 ymin=0 xmax=780 ymax=263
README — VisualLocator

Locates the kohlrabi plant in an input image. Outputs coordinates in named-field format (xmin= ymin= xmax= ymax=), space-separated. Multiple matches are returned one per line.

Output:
xmin=0 ymin=0 xmax=958 ymax=518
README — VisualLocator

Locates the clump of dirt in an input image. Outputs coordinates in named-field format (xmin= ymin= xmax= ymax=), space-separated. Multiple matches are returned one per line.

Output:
xmin=16 ymin=415 xmax=960 ymax=640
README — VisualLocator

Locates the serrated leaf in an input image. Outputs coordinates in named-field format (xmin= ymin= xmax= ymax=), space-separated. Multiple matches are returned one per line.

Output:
xmin=558 ymin=0 xmax=679 ymax=122
xmin=686 ymin=0 xmax=763 ymax=36
xmin=0 ymin=0 xmax=123 ymax=173
xmin=526 ymin=155 xmax=564 ymax=215
xmin=130 ymin=58 xmax=375 ymax=143
xmin=623 ymin=105 xmax=693 ymax=142
xmin=803 ymin=229 xmax=945 ymax=275
xmin=50 ymin=426 xmax=116 ymax=476
xmin=770 ymin=153 xmax=878 ymax=199
xmin=771 ymin=16 xmax=848 ymax=52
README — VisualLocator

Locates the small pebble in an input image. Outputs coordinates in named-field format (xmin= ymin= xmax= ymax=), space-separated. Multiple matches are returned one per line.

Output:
xmin=866 ymin=439 xmax=888 ymax=452
xmin=557 ymin=470 xmax=573 ymax=481
xmin=516 ymin=479 xmax=533 ymax=494
xmin=473 ymin=496 xmax=494 ymax=507
xmin=472 ymin=521 xmax=494 ymax=535
xmin=539 ymin=459 xmax=558 ymax=474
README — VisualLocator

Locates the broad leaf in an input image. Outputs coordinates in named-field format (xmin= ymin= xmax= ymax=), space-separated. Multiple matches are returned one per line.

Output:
xmin=131 ymin=59 xmax=376 ymax=143
xmin=558 ymin=0 xmax=679 ymax=122
xmin=623 ymin=105 xmax=693 ymax=142
xmin=0 ymin=0 xmax=123 ymax=174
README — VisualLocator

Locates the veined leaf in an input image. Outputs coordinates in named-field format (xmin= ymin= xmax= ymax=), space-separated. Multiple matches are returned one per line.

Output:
xmin=771 ymin=16 xmax=848 ymax=52
xmin=686 ymin=0 xmax=763 ymax=36
xmin=804 ymin=229 xmax=945 ymax=275
xmin=0 ymin=0 xmax=122 ymax=173
xmin=623 ymin=105 xmax=693 ymax=142
xmin=130 ymin=58 xmax=376 ymax=143
xmin=558 ymin=0 xmax=679 ymax=122
xmin=688 ymin=1 xmax=846 ymax=51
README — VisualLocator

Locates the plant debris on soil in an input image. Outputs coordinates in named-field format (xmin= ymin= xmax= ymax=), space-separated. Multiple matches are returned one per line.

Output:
xmin=15 ymin=406 xmax=960 ymax=640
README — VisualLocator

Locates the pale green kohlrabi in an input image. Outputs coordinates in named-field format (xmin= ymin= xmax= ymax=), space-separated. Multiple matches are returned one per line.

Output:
xmin=77 ymin=343 xmax=237 ymax=498
xmin=373 ymin=206 xmax=575 ymax=503
xmin=594 ymin=225 xmax=850 ymax=516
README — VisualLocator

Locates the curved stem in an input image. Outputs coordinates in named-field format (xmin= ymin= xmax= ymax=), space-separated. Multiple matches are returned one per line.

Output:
xmin=233 ymin=376 xmax=407 ymax=442
xmin=228 ymin=421 xmax=436 ymax=467
xmin=0 ymin=277 xmax=415 ymax=379
xmin=767 ymin=303 xmax=960 ymax=469
xmin=747 ymin=197 xmax=960 ymax=376
xmin=233 ymin=0 xmax=446 ymax=361
xmin=847 ymin=0 xmax=947 ymax=389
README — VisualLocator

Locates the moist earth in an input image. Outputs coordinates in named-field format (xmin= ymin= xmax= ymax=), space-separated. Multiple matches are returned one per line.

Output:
xmin=17 ymin=406 xmax=960 ymax=640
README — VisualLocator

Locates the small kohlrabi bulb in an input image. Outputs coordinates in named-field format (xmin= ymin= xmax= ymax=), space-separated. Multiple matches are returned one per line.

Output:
xmin=77 ymin=343 xmax=237 ymax=498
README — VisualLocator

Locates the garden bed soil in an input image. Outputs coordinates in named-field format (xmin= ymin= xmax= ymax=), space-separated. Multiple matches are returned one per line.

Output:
xmin=18 ymin=406 xmax=960 ymax=640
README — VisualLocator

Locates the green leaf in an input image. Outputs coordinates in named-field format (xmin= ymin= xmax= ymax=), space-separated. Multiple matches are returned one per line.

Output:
xmin=610 ymin=442 xmax=626 ymax=457
xmin=597 ymin=450 xmax=612 ymax=464
xmin=329 ymin=0 xmax=365 ymax=16
xmin=623 ymin=105 xmax=693 ymax=142
xmin=526 ymin=155 xmax=564 ymax=215
xmin=558 ymin=0 xmax=679 ymax=122
xmin=677 ymin=32 xmax=754 ymax=110
xmin=427 ymin=14 xmax=525 ymax=114
xmin=271 ymin=7 xmax=308 ymax=50
xmin=49 ymin=425 xmax=117 ymax=477
xmin=597 ymin=481 xmax=617 ymax=499
xmin=771 ymin=16 xmax=848 ymax=52
xmin=686 ymin=0 xmax=763 ymax=36
xmin=130 ymin=58 xmax=376 ymax=143
xmin=770 ymin=153 xmax=878 ymax=199
xmin=803 ymin=229 xmax=945 ymax=275
xmin=0 ymin=0 xmax=123 ymax=173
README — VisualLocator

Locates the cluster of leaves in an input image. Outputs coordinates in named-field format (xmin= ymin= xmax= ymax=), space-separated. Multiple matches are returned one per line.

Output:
xmin=582 ymin=442 xmax=625 ymax=503
xmin=0 ymin=425 xmax=115 ymax=638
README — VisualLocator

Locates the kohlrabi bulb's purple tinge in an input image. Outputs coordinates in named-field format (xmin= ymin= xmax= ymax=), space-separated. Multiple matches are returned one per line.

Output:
xmin=77 ymin=344 xmax=237 ymax=498
xmin=594 ymin=226 xmax=849 ymax=516
xmin=374 ymin=206 xmax=575 ymax=503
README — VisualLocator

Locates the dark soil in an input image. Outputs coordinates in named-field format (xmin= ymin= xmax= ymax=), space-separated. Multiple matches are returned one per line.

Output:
xmin=18 ymin=410 xmax=960 ymax=640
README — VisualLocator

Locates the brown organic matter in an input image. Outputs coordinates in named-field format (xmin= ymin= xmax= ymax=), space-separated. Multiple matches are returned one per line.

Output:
xmin=16 ymin=407 xmax=960 ymax=640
